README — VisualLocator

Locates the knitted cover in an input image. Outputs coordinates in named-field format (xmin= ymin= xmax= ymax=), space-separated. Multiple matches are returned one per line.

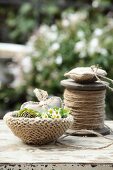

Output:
xmin=4 ymin=112 xmax=73 ymax=145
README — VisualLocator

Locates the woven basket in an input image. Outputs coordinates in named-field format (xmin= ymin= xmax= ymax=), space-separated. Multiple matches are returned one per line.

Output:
xmin=4 ymin=111 xmax=73 ymax=145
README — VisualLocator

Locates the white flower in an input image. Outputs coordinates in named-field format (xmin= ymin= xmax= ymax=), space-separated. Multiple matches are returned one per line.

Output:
xmin=77 ymin=30 xmax=85 ymax=39
xmin=74 ymin=41 xmax=87 ymax=58
xmin=49 ymin=43 xmax=60 ymax=52
xmin=68 ymin=13 xmax=79 ymax=23
xmin=47 ymin=31 xmax=58 ymax=41
xmin=99 ymin=48 xmax=108 ymax=56
xmin=39 ymin=25 xmax=49 ymax=34
xmin=51 ymin=113 xmax=61 ymax=119
xmin=74 ymin=41 xmax=86 ymax=53
xmin=94 ymin=28 xmax=103 ymax=36
xmin=55 ymin=55 xmax=63 ymax=65
xmin=62 ymin=19 xmax=70 ymax=27
xmin=90 ymin=38 xmax=99 ymax=47
xmin=36 ymin=64 xmax=43 ymax=71
xmin=68 ymin=12 xmax=87 ymax=24
xmin=39 ymin=25 xmax=58 ymax=42
xmin=10 ymin=66 xmax=24 ymax=88
xmin=92 ymin=0 xmax=100 ymax=8
xmin=88 ymin=38 xmax=100 ymax=55
xmin=21 ymin=56 xmax=32 ymax=73
xmin=59 ymin=34 xmax=67 ymax=42
xmin=79 ymin=51 xmax=87 ymax=58
xmin=50 ymin=25 xmax=57 ymax=31
xmin=55 ymin=114 xmax=61 ymax=119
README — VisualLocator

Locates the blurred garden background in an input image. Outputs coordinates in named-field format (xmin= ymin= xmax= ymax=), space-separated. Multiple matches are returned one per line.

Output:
xmin=0 ymin=0 xmax=113 ymax=119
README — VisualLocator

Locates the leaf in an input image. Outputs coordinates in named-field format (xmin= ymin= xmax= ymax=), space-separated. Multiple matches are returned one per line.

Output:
xmin=58 ymin=108 xmax=70 ymax=118
xmin=33 ymin=88 xmax=48 ymax=101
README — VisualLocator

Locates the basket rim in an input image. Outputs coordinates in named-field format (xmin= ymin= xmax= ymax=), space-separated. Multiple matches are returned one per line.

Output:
xmin=3 ymin=111 xmax=73 ymax=123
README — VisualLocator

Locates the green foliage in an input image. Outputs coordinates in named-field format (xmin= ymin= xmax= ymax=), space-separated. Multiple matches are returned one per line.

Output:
xmin=17 ymin=108 xmax=39 ymax=118
xmin=0 ymin=86 xmax=27 ymax=118
xmin=56 ymin=107 xmax=70 ymax=118
xmin=1 ymin=0 xmax=113 ymax=43
xmin=6 ymin=1 xmax=61 ymax=43
xmin=7 ymin=3 xmax=36 ymax=43
xmin=16 ymin=107 xmax=70 ymax=119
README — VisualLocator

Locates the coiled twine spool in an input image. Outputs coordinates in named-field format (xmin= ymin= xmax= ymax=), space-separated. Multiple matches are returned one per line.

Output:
xmin=61 ymin=79 xmax=110 ymax=135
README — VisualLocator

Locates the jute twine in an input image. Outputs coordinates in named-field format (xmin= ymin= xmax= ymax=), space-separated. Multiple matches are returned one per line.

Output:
xmin=59 ymin=67 xmax=113 ymax=149
xmin=56 ymin=129 xmax=113 ymax=150
xmin=64 ymin=89 xmax=105 ymax=130
xmin=58 ymin=86 xmax=113 ymax=149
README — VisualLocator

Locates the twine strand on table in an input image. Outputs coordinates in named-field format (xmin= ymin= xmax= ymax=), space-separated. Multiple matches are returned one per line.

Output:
xmin=56 ymin=125 xmax=113 ymax=150
xmin=56 ymin=131 xmax=113 ymax=150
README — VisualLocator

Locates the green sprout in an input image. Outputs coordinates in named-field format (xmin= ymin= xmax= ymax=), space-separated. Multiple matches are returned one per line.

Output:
xmin=17 ymin=108 xmax=40 ymax=118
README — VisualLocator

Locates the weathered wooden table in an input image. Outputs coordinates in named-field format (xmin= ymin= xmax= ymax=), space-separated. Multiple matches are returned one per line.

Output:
xmin=1 ymin=120 xmax=113 ymax=170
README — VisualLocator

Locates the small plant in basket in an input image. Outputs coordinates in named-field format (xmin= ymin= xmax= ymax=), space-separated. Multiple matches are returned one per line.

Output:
xmin=14 ymin=88 xmax=70 ymax=119
xmin=4 ymin=89 xmax=73 ymax=145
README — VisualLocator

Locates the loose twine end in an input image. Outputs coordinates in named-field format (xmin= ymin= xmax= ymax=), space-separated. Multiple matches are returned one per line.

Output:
xmin=91 ymin=65 xmax=113 ymax=92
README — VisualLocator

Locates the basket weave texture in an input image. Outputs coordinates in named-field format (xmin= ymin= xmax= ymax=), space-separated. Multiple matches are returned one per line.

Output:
xmin=4 ymin=112 xmax=73 ymax=145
